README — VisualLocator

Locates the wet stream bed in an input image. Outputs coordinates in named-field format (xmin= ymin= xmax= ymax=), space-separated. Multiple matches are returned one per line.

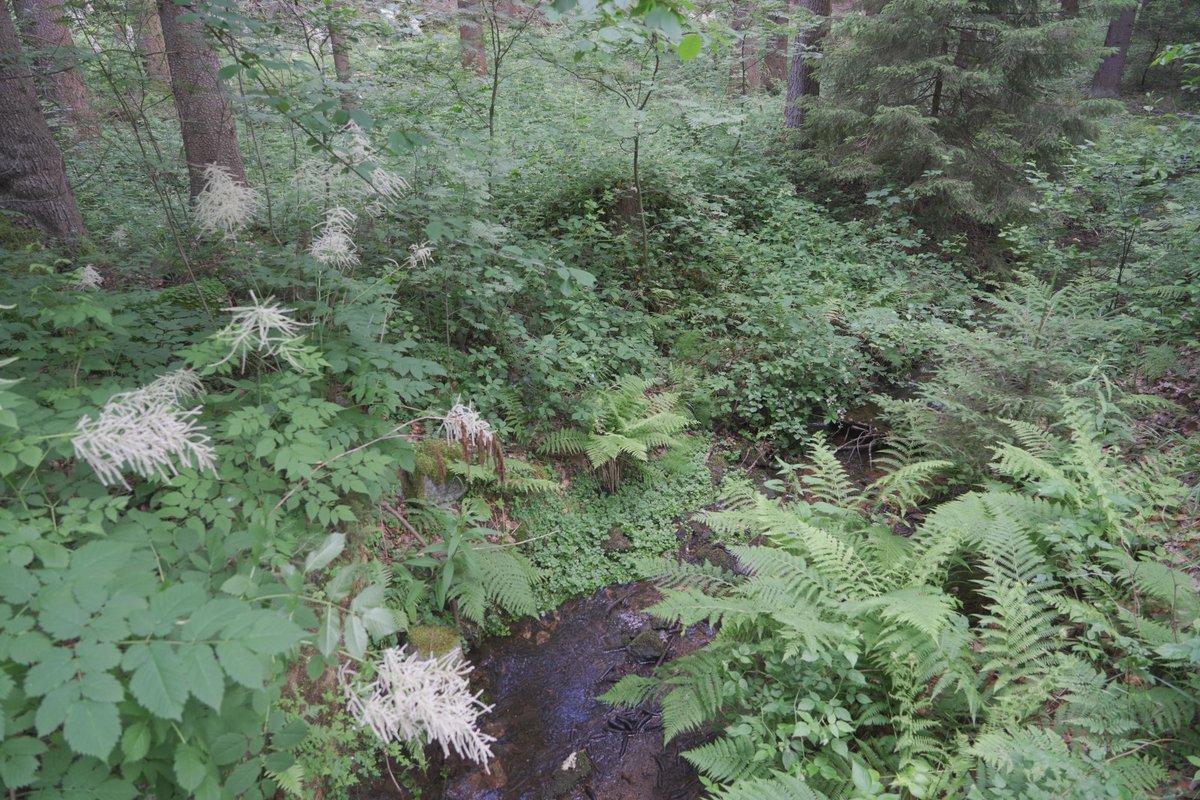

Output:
xmin=386 ymin=580 xmax=716 ymax=800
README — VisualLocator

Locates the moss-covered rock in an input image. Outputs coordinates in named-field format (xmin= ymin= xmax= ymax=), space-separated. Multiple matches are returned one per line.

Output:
xmin=407 ymin=625 xmax=461 ymax=657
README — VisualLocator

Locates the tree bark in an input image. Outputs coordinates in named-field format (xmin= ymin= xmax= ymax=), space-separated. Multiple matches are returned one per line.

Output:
xmin=135 ymin=0 xmax=171 ymax=82
xmin=328 ymin=0 xmax=356 ymax=109
xmin=157 ymin=0 xmax=247 ymax=198
xmin=784 ymin=0 xmax=829 ymax=129
xmin=1090 ymin=0 xmax=1144 ymax=98
xmin=0 ymin=0 xmax=86 ymax=240
xmin=1060 ymin=0 xmax=1078 ymax=16
xmin=763 ymin=1 xmax=791 ymax=93
xmin=727 ymin=4 xmax=761 ymax=95
xmin=457 ymin=0 xmax=487 ymax=76
xmin=11 ymin=0 xmax=99 ymax=135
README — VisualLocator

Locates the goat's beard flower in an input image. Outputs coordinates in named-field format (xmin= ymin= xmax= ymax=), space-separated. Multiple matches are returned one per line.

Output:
xmin=193 ymin=164 xmax=260 ymax=239
xmin=341 ymin=646 xmax=495 ymax=769
xmin=73 ymin=368 xmax=215 ymax=488
xmin=309 ymin=207 xmax=359 ymax=267
xmin=442 ymin=399 xmax=495 ymax=450
xmin=408 ymin=241 xmax=434 ymax=270
xmin=107 ymin=227 xmax=128 ymax=247
xmin=214 ymin=292 xmax=312 ymax=370
xmin=74 ymin=264 xmax=103 ymax=290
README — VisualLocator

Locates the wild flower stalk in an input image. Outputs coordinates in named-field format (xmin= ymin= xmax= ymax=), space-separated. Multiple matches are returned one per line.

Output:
xmin=73 ymin=368 xmax=215 ymax=488
xmin=309 ymin=206 xmax=359 ymax=268
xmin=107 ymin=227 xmax=129 ymax=247
xmin=193 ymin=164 xmax=259 ymax=239
xmin=74 ymin=265 xmax=103 ymax=291
xmin=213 ymin=292 xmax=312 ymax=370
xmin=408 ymin=241 xmax=434 ymax=270
xmin=442 ymin=399 xmax=504 ymax=480
xmin=341 ymin=646 xmax=495 ymax=769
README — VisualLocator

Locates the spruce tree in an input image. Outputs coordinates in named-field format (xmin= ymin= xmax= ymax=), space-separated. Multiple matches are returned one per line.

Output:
xmin=806 ymin=0 xmax=1101 ymax=227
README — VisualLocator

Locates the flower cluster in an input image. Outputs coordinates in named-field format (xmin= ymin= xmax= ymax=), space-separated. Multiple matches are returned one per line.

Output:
xmin=309 ymin=206 xmax=359 ymax=268
xmin=441 ymin=399 xmax=495 ymax=450
xmin=408 ymin=240 xmax=434 ymax=270
xmin=341 ymin=646 xmax=495 ymax=768
xmin=213 ymin=292 xmax=311 ymax=370
xmin=74 ymin=265 xmax=103 ymax=290
xmin=73 ymin=369 xmax=215 ymax=488
xmin=193 ymin=164 xmax=260 ymax=239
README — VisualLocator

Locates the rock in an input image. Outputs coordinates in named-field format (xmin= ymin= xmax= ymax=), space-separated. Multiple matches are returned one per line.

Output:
xmin=422 ymin=476 xmax=466 ymax=508
xmin=628 ymin=629 xmax=666 ymax=662
xmin=549 ymin=749 xmax=592 ymax=798
xmin=601 ymin=525 xmax=633 ymax=553
xmin=696 ymin=543 xmax=737 ymax=572
xmin=408 ymin=625 xmax=461 ymax=657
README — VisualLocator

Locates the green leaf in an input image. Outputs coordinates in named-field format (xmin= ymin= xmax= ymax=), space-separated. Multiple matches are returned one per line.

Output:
xmin=180 ymin=644 xmax=225 ymax=711
xmin=304 ymin=533 xmax=345 ymax=573
xmin=677 ymin=33 xmax=702 ymax=61
xmin=216 ymin=641 xmax=264 ymax=689
xmin=361 ymin=606 xmax=403 ymax=638
xmin=210 ymin=733 xmax=247 ymax=766
xmin=121 ymin=722 xmax=151 ymax=762
xmin=317 ymin=607 xmax=341 ymax=657
xmin=217 ymin=63 xmax=243 ymax=79
xmin=126 ymin=642 xmax=188 ymax=720
xmin=0 ymin=736 xmax=45 ymax=788
xmin=36 ymin=683 xmax=80 ymax=735
xmin=174 ymin=745 xmax=207 ymax=792
xmin=64 ymin=699 xmax=121 ymax=760
xmin=344 ymin=614 xmax=368 ymax=659
xmin=80 ymin=670 xmax=124 ymax=703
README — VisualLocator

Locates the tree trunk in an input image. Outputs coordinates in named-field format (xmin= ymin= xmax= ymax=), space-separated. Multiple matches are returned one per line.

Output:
xmin=457 ymin=0 xmax=487 ymax=76
xmin=1060 ymin=0 xmax=1078 ymax=16
xmin=727 ymin=5 xmax=762 ymax=95
xmin=135 ymin=0 xmax=171 ymax=82
xmin=763 ymin=1 xmax=791 ymax=93
xmin=157 ymin=0 xmax=247 ymax=198
xmin=0 ymin=0 xmax=86 ymax=240
xmin=1090 ymin=0 xmax=1144 ymax=98
xmin=11 ymin=0 xmax=99 ymax=135
xmin=328 ymin=0 xmax=356 ymax=109
xmin=784 ymin=0 xmax=830 ymax=129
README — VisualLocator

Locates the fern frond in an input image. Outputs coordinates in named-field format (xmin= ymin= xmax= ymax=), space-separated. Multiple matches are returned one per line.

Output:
xmin=600 ymin=674 xmax=660 ymax=709
xmin=538 ymin=428 xmax=588 ymax=456
xmin=711 ymin=771 xmax=830 ymax=800
xmin=682 ymin=735 xmax=764 ymax=783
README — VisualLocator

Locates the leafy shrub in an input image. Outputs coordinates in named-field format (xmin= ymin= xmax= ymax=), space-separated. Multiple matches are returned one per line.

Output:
xmin=605 ymin=404 xmax=1199 ymax=797
xmin=539 ymin=375 xmax=690 ymax=491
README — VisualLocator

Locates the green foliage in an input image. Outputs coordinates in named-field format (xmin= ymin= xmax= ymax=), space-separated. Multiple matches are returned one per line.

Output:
xmin=517 ymin=435 xmax=719 ymax=605
xmin=538 ymin=375 xmax=690 ymax=490
xmin=606 ymin=411 xmax=1200 ymax=797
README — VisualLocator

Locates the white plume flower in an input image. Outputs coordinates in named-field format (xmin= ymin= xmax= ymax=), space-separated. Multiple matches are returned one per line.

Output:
xmin=408 ymin=241 xmax=434 ymax=270
xmin=341 ymin=646 xmax=495 ymax=769
xmin=74 ymin=264 xmax=103 ymax=290
xmin=214 ymin=292 xmax=312 ymax=370
xmin=441 ymin=399 xmax=495 ymax=450
xmin=193 ymin=164 xmax=260 ymax=239
xmin=309 ymin=207 xmax=359 ymax=267
xmin=107 ymin=227 xmax=129 ymax=247
xmin=73 ymin=368 xmax=215 ymax=488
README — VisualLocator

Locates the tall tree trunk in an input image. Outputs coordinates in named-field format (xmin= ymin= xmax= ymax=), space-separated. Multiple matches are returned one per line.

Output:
xmin=328 ymin=0 xmax=356 ymax=109
xmin=1060 ymin=0 xmax=1078 ymax=16
xmin=0 ymin=0 xmax=86 ymax=240
xmin=135 ymin=0 xmax=171 ymax=82
xmin=784 ymin=0 xmax=829 ymax=129
xmin=727 ymin=4 xmax=761 ymax=95
xmin=763 ymin=1 xmax=791 ymax=93
xmin=457 ymin=0 xmax=487 ymax=76
xmin=157 ymin=0 xmax=247 ymax=198
xmin=11 ymin=0 xmax=99 ymax=135
xmin=1090 ymin=0 xmax=1144 ymax=98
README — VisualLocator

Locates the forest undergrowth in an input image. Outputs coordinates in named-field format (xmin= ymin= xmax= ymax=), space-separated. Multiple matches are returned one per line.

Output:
xmin=1 ymin=0 xmax=1199 ymax=797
